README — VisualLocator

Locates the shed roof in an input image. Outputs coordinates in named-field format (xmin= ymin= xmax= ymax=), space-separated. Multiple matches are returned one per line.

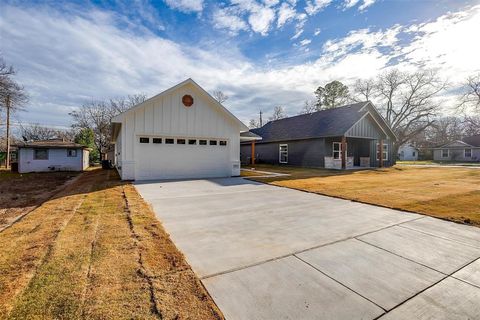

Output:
xmin=16 ymin=140 xmax=89 ymax=149
xmin=250 ymin=102 xmax=394 ymax=143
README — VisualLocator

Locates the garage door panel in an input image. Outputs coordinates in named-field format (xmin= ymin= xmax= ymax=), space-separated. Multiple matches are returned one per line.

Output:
xmin=135 ymin=142 xmax=230 ymax=180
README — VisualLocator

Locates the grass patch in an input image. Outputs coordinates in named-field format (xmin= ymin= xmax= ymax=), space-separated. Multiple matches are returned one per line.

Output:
xmin=247 ymin=164 xmax=480 ymax=226
xmin=0 ymin=169 xmax=223 ymax=320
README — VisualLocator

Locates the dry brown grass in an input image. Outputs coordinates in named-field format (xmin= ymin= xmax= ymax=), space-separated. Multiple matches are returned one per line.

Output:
xmin=248 ymin=164 xmax=480 ymax=226
xmin=0 ymin=169 xmax=223 ymax=320
xmin=0 ymin=171 xmax=78 ymax=230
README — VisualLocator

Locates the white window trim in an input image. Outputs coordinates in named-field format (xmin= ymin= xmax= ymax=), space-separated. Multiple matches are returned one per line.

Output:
xmin=464 ymin=148 xmax=472 ymax=158
xmin=441 ymin=149 xmax=449 ymax=158
xmin=332 ymin=142 xmax=347 ymax=160
xmin=279 ymin=144 xmax=288 ymax=164
xmin=376 ymin=143 xmax=389 ymax=161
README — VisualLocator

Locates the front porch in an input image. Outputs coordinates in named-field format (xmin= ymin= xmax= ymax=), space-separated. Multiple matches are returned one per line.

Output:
xmin=323 ymin=136 xmax=390 ymax=170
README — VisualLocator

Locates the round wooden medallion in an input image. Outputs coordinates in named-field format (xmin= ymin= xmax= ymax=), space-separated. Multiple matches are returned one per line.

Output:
xmin=182 ymin=94 xmax=194 ymax=107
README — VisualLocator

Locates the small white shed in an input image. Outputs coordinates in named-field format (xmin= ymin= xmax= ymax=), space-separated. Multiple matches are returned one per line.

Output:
xmin=398 ymin=144 xmax=419 ymax=161
xmin=17 ymin=140 xmax=90 ymax=173
xmin=111 ymin=78 xmax=248 ymax=181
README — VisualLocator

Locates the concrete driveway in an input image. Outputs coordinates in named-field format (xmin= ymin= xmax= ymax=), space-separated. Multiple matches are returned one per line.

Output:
xmin=135 ymin=177 xmax=480 ymax=320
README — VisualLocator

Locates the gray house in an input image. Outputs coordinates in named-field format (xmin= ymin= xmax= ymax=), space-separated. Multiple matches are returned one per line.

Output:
xmin=433 ymin=134 xmax=480 ymax=162
xmin=241 ymin=102 xmax=397 ymax=169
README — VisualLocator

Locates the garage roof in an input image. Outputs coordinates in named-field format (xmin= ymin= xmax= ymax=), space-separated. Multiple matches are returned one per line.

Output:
xmin=111 ymin=78 xmax=248 ymax=132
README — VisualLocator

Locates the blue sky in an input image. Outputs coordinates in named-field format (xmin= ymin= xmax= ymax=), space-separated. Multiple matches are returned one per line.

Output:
xmin=1 ymin=0 xmax=479 ymax=129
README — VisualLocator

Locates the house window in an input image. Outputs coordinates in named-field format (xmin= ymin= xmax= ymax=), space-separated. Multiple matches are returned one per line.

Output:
xmin=210 ymin=140 xmax=217 ymax=145
xmin=279 ymin=144 xmax=288 ymax=163
xmin=165 ymin=138 xmax=174 ymax=144
xmin=465 ymin=149 xmax=472 ymax=158
xmin=219 ymin=140 xmax=227 ymax=146
xmin=441 ymin=149 xmax=449 ymax=158
xmin=177 ymin=139 xmax=186 ymax=144
xmin=152 ymin=138 xmax=162 ymax=144
xmin=34 ymin=149 xmax=48 ymax=160
xmin=139 ymin=137 xmax=149 ymax=143
xmin=199 ymin=140 xmax=207 ymax=145
xmin=188 ymin=139 xmax=197 ymax=145
xmin=412 ymin=151 xmax=416 ymax=157
xmin=67 ymin=149 xmax=77 ymax=157
xmin=376 ymin=143 xmax=389 ymax=161
xmin=333 ymin=142 xmax=343 ymax=160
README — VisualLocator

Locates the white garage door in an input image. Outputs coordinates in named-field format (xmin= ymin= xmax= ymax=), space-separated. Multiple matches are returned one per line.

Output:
xmin=135 ymin=137 xmax=231 ymax=180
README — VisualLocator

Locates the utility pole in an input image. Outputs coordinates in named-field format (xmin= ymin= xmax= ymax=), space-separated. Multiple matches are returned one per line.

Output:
xmin=259 ymin=110 xmax=263 ymax=127
xmin=5 ymin=94 xmax=10 ymax=169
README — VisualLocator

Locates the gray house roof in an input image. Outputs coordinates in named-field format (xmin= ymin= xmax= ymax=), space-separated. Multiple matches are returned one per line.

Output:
xmin=249 ymin=102 xmax=394 ymax=143
xmin=462 ymin=134 xmax=480 ymax=147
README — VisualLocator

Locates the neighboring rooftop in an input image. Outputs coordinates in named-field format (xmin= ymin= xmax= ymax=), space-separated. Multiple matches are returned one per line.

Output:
xmin=16 ymin=139 xmax=88 ymax=149
xmin=249 ymin=102 xmax=370 ymax=143
xmin=462 ymin=134 xmax=480 ymax=147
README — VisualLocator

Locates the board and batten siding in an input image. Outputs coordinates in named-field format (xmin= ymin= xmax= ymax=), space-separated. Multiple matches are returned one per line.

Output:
xmin=18 ymin=148 xmax=87 ymax=173
xmin=116 ymin=82 xmax=241 ymax=180
xmin=346 ymin=114 xmax=385 ymax=139
xmin=241 ymin=138 xmax=326 ymax=167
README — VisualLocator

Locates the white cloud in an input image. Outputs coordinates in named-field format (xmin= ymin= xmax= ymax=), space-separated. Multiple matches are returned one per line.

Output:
xmin=314 ymin=28 xmax=321 ymax=35
xmin=1 ymin=3 xmax=479 ymax=126
xmin=343 ymin=0 xmax=360 ymax=10
xmin=212 ymin=1 xmax=278 ymax=36
xmin=299 ymin=39 xmax=312 ymax=46
xmin=291 ymin=29 xmax=303 ymax=39
xmin=248 ymin=5 xmax=276 ymax=35
xmin=164 ymin=0 xmax=203 ymax=13
xmin=398 ymin=5 xmax=480 ymax=83
xmin=305 ymin=0 xmax=332 ymax=15
xmin=213 ymin=8 xmax=248 ymax=34
xmin=263 ymin=0 xmax=280 ymax=7
xmin=358 ymin=0 xmax=376 ymax=11
xmin=277 ymin=2 xmax=297 ymax=28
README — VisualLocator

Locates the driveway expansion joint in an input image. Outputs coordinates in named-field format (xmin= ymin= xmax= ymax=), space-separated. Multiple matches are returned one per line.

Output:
xmin=293 ymin=254 xmax=388 ymax=313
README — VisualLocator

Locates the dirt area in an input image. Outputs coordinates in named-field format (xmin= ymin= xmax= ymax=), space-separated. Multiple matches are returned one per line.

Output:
xmin=246 ymin=164 xmax=480 ymax=226
xmin=0 ymin=170 xmax=78 ymax=230
xmin=0 ymin=168 xmax=223 ymax=320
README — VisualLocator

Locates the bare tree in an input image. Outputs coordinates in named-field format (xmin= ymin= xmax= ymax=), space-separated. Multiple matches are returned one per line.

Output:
xmin=20 ymin=124 xmax=74 ymax=141
xmin=70 ymin=95 xmax=146 ymax=159
xmin=362 ymin=69 xmax=447 ymax=148
xmin=0 ymin=57 xmax=28 ymax=168
xmin=109 ymin=94 xmax=146 ymax=114
xmin=457 ymin=74 xmax=480 ymax=134
xmin=352 ymin=78 xmax=375 ymax=102
xmin=459 ymin=74 xmax=480 ymax=113
xmin=463 ymin=115 xmax=480 ymax=136
xmin=212 ymin=90 xmax=229 ymax=104
xmin=298 ymin=100 xmax=318 ymax=114
xmin=248 ymin=119 xmax=260 ymax=129
xmin=269 ymin=106 xmax=287 ymax=121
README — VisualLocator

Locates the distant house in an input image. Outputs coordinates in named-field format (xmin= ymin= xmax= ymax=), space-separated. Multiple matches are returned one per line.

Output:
xmin=433 ymin=134 xmax=480 ymax=162
xmin=398 ymin=143 xmax=419 ymax=161
xmin=241 ymin=102 xmax=397 ymax=169
xmin=16 ymin=140 xmax=90 ymax=173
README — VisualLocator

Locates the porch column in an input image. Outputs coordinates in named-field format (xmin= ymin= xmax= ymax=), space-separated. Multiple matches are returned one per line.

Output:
xmin=379 ymin=139 xmax=384 ymax=168
xmin=341 ymin=136 xmax=347 ymax=169
xmin=251 ymin=141 xmax=255 ymax=165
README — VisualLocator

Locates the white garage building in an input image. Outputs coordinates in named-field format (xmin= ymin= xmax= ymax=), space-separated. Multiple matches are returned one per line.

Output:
xmin=111 ymin=79 xmax=249 ymax=180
